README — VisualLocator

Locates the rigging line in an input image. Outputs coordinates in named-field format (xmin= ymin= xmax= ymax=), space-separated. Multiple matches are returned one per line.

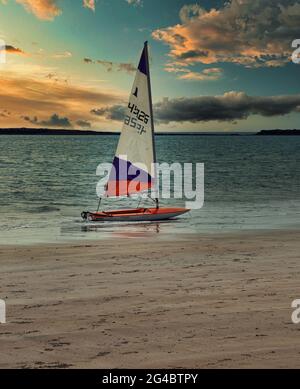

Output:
xmin=96 ymin=197 xmax=102 ymax=212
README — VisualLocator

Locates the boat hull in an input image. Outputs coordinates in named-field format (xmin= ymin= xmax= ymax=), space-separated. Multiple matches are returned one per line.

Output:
xmin=82 ymin=208 xmax=190 ymax=222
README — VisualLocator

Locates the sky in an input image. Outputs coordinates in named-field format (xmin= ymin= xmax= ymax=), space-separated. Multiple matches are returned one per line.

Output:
xmin=0 ymin=0 xmax=300 ymax=132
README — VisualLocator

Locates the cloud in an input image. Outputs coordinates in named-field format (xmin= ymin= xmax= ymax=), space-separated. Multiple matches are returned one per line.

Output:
xmin=96 ymin=59 xmax=114 ymax=72
xmin=83 ymin=0 xmax=142 ymax=12
xmin=83 ymin=0 xmax=95 ymax=12
xmin=52 ymin=51 xmax=72 ymax=59
xmin=117 ymin=63 xmax=136 ymax=73
xmin=76 ymin=119 xmax=91 ymax=128
xmin=126 ymin=0 xmax=142 ymax=6
xmin=0 ymin=44 xmax=26 ymax=56
xmin=0 ymin=109 xmax=11 ymax=117
xmin=44 ymin=72 xmax=68 ymax=84
xmin=15 ymin=0 xmax=62 ymax=21
xmin=84 ymin=57 xmax=136 ymax=74
xmin=23 ymin=113 xmax=72 ymax=127
xmin=169 ymin=67 xmax=223 ymax=81
xmin=0 ymin=73 xmax=123 ymax=128
xmin=91 ymin=105 xmax=126 ymax=121
xmin=152 ymin=0 xmax=300 ymax=69
xmin=3 ymin=0 xmax=143 ymax=21
xmin=154 ymin=92 xmax=300 ymax=123
xmin=23 ymin=115 xmax=92 ymax=129
xmin=91 ymin=92 xmax=300 ymax=124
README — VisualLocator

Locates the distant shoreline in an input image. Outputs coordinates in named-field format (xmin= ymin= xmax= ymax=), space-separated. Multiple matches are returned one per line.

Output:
xmin=0 ymin=128 xmax=299 ymax=136
xmin=256 ymin=129 xmax=300 ymax=136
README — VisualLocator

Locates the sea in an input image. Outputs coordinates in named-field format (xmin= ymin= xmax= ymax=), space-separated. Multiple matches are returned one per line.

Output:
xmin=0 ymin=135 xmax=299 ymax=244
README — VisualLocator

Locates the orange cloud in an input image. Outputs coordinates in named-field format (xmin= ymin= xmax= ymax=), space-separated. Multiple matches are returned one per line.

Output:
xmin=0 ymin=44 xmax=27 ymax=56
xmin=153 ymin=1 xmax=299 ymax=69
xmin=15 ymin=0 xmax=62 ymax=20
xmin=178 ymin=68 xmax=223 ymax=81
xmin=0 ymin=73 xmax=123 ymax=128
xmin=83 ymin=0 xmax=95 ymax=12
xmin=6 ymin=0 xmax=140 ymax=20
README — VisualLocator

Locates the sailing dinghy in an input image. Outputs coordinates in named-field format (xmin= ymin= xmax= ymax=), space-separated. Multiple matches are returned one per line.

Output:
xmin=81 ymin=42 xmax=190 ymax=222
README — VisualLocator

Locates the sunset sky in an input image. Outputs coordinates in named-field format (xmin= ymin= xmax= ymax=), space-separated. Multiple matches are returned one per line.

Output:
xmin=0 ymin=0 xmax=300 ymax=132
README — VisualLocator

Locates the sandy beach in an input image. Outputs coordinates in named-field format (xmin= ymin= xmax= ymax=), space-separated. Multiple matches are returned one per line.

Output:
xmin=0 ymin=229 xmax=300 ymax=368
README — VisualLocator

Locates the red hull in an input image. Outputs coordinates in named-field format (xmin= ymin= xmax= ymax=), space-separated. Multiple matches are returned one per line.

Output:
xmin=81 ymin=207 xmax=190 ymax=222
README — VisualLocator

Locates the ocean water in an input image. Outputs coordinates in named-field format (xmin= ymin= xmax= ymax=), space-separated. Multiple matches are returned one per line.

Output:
xmin=0 ymin=135 xmax=299 ymax=244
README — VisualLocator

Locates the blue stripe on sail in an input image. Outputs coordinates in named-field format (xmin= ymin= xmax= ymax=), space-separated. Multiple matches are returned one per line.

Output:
xmin=138 ymin=46 xmax=147 ymax=76
xmin=110 ymin=157 xmax=153 ymax=184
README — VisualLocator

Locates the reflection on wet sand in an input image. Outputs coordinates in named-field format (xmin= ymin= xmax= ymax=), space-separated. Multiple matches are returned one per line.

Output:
xmin=79 ymin=220 xmax=180 ymax=238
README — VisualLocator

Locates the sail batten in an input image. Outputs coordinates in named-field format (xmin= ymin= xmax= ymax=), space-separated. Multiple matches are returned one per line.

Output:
xmin=105 ymin=42 xmax=156 ymax=198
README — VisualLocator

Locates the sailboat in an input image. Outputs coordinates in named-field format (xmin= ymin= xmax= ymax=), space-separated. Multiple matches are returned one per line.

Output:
xmin=81 ymin=42 xmax=190 ymax=222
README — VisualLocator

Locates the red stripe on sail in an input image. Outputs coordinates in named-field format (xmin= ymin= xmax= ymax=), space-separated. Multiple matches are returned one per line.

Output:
xmin=106 ymin=180 xmax=153 ymax=197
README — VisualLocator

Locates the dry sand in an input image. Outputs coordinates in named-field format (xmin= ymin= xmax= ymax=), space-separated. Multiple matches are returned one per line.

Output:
xmin=0 ymin=230 xmax=300 ymax=368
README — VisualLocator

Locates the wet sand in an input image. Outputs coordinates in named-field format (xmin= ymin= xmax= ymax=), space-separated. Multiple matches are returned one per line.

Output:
xmin=0 ymin=230 xmax=300 ymax=368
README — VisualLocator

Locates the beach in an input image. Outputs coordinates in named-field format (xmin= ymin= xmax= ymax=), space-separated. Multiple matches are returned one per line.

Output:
xmin=0 ymin=229 xmax=299 ymax=368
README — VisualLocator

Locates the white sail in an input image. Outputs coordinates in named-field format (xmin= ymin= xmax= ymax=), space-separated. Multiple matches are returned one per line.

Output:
xmin=106 ymin=42 xmax=156 ymax=197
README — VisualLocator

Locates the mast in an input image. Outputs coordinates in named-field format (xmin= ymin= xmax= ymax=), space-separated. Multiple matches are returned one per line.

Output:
xmin=144 ymin=41 xmax=159 ymax=209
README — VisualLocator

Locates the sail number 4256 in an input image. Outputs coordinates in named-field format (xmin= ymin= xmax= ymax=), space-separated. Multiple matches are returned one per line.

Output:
xmin=124 ymin=103 xmax=149 ymax=134
xmin=127 ymin=103 xmax=149 ymax=124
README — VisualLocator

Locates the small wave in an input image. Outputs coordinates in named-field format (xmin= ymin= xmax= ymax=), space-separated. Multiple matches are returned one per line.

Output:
xmin=28 ymin=206 xmax=61 ymax=213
